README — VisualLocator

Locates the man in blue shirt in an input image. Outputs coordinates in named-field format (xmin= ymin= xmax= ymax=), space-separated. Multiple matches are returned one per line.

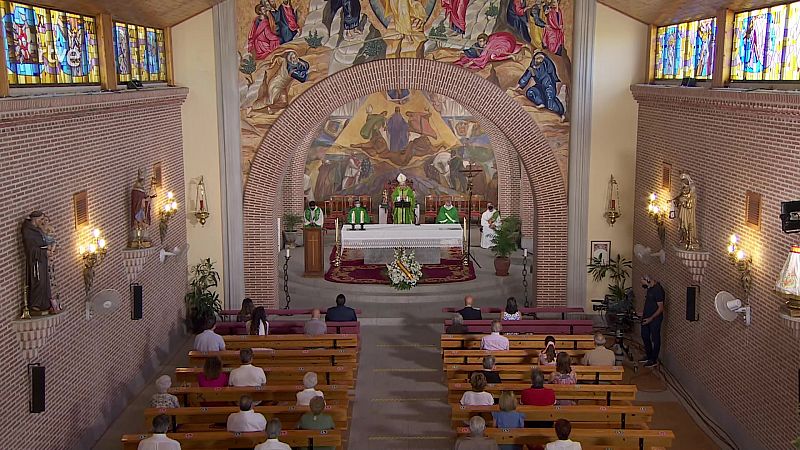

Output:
xmin=639 ymin=275 xmax=665 ymax=368
xmin=325 ymin=294 xmax=358 ymax=322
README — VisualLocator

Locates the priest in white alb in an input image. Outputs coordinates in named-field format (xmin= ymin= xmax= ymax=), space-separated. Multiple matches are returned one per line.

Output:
xmin=480 ymin=202 xmax=501 ymax=249
xmin=304 ymin=201 xmax=324 ymax=227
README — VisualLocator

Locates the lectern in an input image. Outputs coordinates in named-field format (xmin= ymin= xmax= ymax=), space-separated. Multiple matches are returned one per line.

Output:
xmin=303 ymin=227 xmax=324 ymax=277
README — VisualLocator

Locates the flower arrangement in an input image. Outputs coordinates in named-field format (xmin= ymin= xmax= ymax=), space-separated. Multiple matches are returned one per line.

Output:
xmin=386 ymin=248 xmax=423 ymax=290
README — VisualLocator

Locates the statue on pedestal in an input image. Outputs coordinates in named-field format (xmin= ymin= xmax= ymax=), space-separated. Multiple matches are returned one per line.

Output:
xmin=21 ymin=211 xmax=57 ymax=315
xmin=128 ymin=170 xmax=154 ymax=248
xmin=673 ymin=172 xmax=700 ymax=251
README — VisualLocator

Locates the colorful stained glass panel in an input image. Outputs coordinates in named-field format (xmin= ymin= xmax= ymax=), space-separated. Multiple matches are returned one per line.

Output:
xmin=732 ymin=2 xmax=800 ymax=82
xmin=655 ymin=17 xmax=717 ymax=81
xmin=112 ymin=21 xmax=166 ymax=83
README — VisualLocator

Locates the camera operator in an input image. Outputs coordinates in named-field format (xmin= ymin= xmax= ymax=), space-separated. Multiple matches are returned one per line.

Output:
xmin=639 ymin=275 xmax=665 ymax=368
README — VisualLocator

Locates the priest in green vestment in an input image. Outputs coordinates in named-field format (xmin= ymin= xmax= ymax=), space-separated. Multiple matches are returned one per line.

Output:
xmin=392 ymin=173 xmax=416 ymax=224
xmin=346 ymin=200 xmax=371 ymax=224
xmin=304 ymin=201 xmax=324 ymax=227
xmin=436 ymin=199 xmax=459 ymax=224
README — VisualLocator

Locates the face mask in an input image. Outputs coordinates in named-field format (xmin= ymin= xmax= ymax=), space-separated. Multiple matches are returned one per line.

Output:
xmin=641 ymin=284 xmax=648 ymax=289
xmin=488 ymin=206 xmax=494 ymax=211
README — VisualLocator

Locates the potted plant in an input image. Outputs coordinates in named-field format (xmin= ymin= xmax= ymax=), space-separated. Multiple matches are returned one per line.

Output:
xmin=185 ymin=258 xmax=221 ymax=334
xmin=587 ymin=253 xmax=633 ymax=315
xmin=490 ymin=215 xmax=520 ymax=276
xmin=283 ymin=212 xmax=303 ymax=248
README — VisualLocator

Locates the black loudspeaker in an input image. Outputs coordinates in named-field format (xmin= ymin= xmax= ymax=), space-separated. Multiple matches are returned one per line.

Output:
xmin=131 ymin=284 xmax=143 ymax=320
xmin=29 ymin=364 xmax=45 ymax=413
xmin=686 ymin=286 xmax=698 ymax=321
xmin=680 ymin=77 xmax=697 ymax=87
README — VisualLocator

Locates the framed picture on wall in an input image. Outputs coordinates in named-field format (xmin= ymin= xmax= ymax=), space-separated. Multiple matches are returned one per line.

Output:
xmin=591 ymin=241 xmax=611 ymax=265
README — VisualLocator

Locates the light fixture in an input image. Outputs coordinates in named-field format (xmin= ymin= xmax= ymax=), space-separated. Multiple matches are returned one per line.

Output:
xmin=604 ymin=175 xmax=621 ymax=226
xmin=646 ymin=193 xmax=669 ymax=247
xmin=159 ymin=191 xmax=178 ymax=243
xmin=194 ymin=177 xmax=210 ymax=226
xmin=776 ymin=244 xmax=800 ymax=316
xmin=79 ymin=228 xmax=108 ymax=294
xmin=726 ymin=234 xmax=752 ymax=296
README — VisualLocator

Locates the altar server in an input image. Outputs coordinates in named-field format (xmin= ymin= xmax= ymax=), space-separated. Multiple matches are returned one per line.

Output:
xmin=436 ymin=199 xmax=459 ymax=224
xmin=304 ymin=201 xmax=324 ymax=227
xmin=480 ymin=203 xmax=501 ymax=249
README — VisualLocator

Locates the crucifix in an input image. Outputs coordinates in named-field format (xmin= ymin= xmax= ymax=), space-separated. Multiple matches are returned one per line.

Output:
xmin=460 ymin=162 xmax=483 ymax=269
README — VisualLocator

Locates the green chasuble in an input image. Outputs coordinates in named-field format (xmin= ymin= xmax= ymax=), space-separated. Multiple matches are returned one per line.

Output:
xmin=436 ymin=205 xmax=459 ymax=224
xmin=346 ymin=206 xmax=371 ymax=224
xmin=391 ymin=185 xmax=416 ymax=224
xmin=304 ymin=207 xmax=322 ymax=227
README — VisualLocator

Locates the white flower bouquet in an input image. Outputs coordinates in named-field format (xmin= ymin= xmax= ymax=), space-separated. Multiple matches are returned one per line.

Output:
xmin=386 ymin=248 xmax=423 ymax=290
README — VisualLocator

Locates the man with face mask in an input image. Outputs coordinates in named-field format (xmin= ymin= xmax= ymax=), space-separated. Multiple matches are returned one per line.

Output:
xmin=304 ymin=201 xmax=324 ymax=227
xmin=346 ymin=200 xmax=370 ymax=225
xmin=480 ymin=203 xmax=501 ymax=249
xmin=639 ymin=275 xmax=665 ymax=368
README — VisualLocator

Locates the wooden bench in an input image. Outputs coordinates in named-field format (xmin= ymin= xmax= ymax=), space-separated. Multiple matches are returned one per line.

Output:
xmin=216 ymin=321 xmax=360 ymax=336
xmin=450 ymin=404 xmax=654 ymax=429
xmin=222 ymin=334 xmax=359 ymax=350
xmin=176 ymin=365 xmax=356 ymax=387
xmin=443 ymin=307 xmax=584 ymax=319
xmin=444 ymin=319 xmax=594 ymax=334
xmin=447 ymin=382 xmax=637 ymax=405
xmin=170 ymin=385 xmax=351 ymax=406
xmin=122 ymin=430 xmax=343 ymax=450
xmin=443 ymin=349 xmax=586 ymax=365
xmin=446 ymin=364 xmax=623 ymax=383
xmin=220 ymin=308 xmax=363 ymax=320
xmin=456 ymin=428 xmax=675 ymax=449
xmin=441 ymin=334 xmax=596 ymax=351
xmin=188 ymin=348 xmax=358 ymax=367
xmin=144 ymin=405 xmax=349 ymax=431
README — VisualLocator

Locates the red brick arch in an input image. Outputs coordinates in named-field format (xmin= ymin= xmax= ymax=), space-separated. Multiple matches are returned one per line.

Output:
xmin=244 ymin=59 xmax=567 ymax=306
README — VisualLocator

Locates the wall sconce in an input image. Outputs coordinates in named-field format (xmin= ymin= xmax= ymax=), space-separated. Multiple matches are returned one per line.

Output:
xmin=776 ymin=244 xmax=800 ymax=316
xmin=159 ymin=191 xmax=178 ymax=243
xmin=604 ymin=175 xmax=621 ymax=226
xmin=194 ymin=177 xmax=210 ymax=226
xmin=727 ymin=234 xmax=752 ymax=296
xmin=78 ymin=228 xmax=107 ymax=294
xmin=646 ymin=193 xmax=669 ymax=247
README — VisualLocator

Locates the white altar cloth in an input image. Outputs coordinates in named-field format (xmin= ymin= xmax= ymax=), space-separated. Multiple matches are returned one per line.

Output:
xmin=340 ymin=224 xmax=463 ymax=249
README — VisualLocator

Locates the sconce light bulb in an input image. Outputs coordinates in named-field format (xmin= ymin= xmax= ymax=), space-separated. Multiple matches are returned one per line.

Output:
xmin=167 ymin=191 xmax=174 ymax=200
xmin=98 ymin=238 xmax=106 ymax=249
xmin=88 ymin=243 xmax=97 ymax=253
xmin=92 ymin=228 xmax=100 ymax=238
xmin=171 ymin=201 xmax=177 ymax=210
xmin=653 ymin=206 xmax=660 ymax=214
xmin=727 ymin=244 xmax=735 ymax=254
xmin=79 ymin=245 xmax=85 ymax=255
xmin=736 ymin=249 xmax=745 ymax=261
xmin=649 ymin=193 xmax=656 ymax=201
xmin=729 ymin=234 xmax=738 ymax=245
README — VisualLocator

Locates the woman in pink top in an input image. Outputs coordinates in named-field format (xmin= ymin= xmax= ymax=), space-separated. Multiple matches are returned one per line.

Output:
xmin=198 ymin=356 xmax=229 ymax=387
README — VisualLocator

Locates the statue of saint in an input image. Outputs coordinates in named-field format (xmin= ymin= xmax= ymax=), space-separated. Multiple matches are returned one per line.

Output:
xmin=673 ymin=172 xmax=700 ymax=251
xmin=128 ymin=170 xmax=154 ymax=248
xmin=21 ymin=211 xmax=55 ymax=314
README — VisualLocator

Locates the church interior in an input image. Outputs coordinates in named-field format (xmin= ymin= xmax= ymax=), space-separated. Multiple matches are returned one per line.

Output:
xmin=2 ymin=0 xmax=800 ymax=448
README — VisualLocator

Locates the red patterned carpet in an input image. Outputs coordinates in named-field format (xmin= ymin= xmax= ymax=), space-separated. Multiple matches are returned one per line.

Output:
xmin=324 ymin=247 xmax=476 ymax=284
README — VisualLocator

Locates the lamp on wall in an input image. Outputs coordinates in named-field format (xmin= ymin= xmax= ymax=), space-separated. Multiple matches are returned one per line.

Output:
xmin=194 ymin=177 xmax=210 ymax=226
xmin=159 ymin=191 xmax=178 ymax=243
xmin=646 ymin=193 xmax=669 ymax=247
xmin=604 ymin=175 xmax=621 ymax=226
xmin=726 ymin=234 xmax=752 ymax=296
xmin=78 ymin=228 xmax=107 ymax=294
xmin=776 ymin=244 xmax=800 ymax=316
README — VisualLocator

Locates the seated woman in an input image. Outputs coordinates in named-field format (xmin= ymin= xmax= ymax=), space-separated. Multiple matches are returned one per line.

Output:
xmin=150 ymin=375 xmax=180 ymax=409
xmin=296 ymin=372 xmax=325 ymax=406
xmin=550 ymin=351 xmax=577 ymax=405
xmin=502 ymin=297 xmax=521 ymax=320
xmin=237 ymin=297 xmax=255 ymax=322
xmin=460 ymin=372 xmax=495 ymax=406
xmin=198 ymin=356 xmax=228 ymax=387
xmin=247 ymin=306 xmax=270 ymax=336
xmin=446 ymin=313 xmax=469 ymax=334
xmin=297 ymin=396 xmax=335 ymax=450
xmin=538 ymin=335 xmax=557 ymax=366
xmin=491 ymin=391 xmax=525 ymax=450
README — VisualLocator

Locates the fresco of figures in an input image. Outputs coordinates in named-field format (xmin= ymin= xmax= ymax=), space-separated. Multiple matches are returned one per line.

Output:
xmin=305 ymin=90 xmax=498 ymax=208
xmin=237 ymin=0 xmax=572 ymax=186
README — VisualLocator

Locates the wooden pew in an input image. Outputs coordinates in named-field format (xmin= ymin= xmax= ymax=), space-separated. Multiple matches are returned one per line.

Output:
xmin=456 ymin=428 xmax=675 ymax=449
xmin=175 ymin=365 xmax=355 ymax=387
xmin=215 ymin=321 xmax=360 ymax=336
xmin=444 ymin=319 xmax=594 ymax=334
xmin=443 ymin=307 xmax=584 ymax=319
xmin=447 ymin=382 xmax=637 ymax=405
xmin=223 ymin=334 xmax=359 ymax=350
xmin=450 ymin=404 xmax=654 ymax=429
xmin=144 ymin=405 xmax=349 ymax=431
xmin=445 ymin=364 xmax=623 ymax=383
xmin=441 ymin=334 xmax=596 ymax=351
xmin=219 ymin=308 xmax=363 ymax=320
xmin=188 ymin=348 xmax=358 ymax=367
xmin=122 ymin=430 xmax=342 ymax=450
xmin=170 ymin=385 xmax=351 ymax=406
xmin=443 ymin=349 xmax=586 ymax=365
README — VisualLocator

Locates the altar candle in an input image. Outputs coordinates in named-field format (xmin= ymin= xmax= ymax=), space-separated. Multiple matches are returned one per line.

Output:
xmin=286 ymin=248 xmax=290 ymax=258
xmin=335 ymin=218 xmax=339 ymax=242
xmin=277 ymin=218 xmax=281 ymax=249
xmin=524 ymin=248 xmax=528 ymax=257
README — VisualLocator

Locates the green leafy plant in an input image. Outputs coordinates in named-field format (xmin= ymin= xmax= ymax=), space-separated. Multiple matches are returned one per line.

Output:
xmin=283 ymin=212 xmax=303 ymax=231
xmin=304 ymin=30 xmax=323 ymax=48
xmin=185 ymin=259 xmax=221 ymax=333
xmin=587 ymin=254 xmax=633 ymax=312
xmin=490 ymin=215 xmax=521 ymax=258
xmin=485 ymin=2 xmax=499 ymax=19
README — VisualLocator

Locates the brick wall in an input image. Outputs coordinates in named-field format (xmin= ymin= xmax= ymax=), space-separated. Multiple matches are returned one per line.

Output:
xmin=632 ymin=85 xmax=800 ymax=450
xmin=0 ymin=88 xmax=189 ymax=449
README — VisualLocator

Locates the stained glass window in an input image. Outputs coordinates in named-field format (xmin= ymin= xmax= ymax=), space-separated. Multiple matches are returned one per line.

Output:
xmin=655 ymin=18 xmax=717 ymax=80
xmin=0 ymin=1 xmax=100 ymax=85
xmin=113 ymin=21 xmax=166 ymax=83
xmin=732 ymin=1 xmax=800 ymax=81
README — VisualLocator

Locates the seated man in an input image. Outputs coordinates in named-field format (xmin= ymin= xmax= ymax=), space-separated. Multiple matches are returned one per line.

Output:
xmin=346 ymin=199 xmax=370 ymax=225
xmin=227 ymin=395 xmax=267 ymax=432
xmin=137 ymin=414 xmax=180 ymax=450
xmin=298 ymin=396 xmax=336 ymax=450
xmin=254 ymin=418 xmax=292 ymax=450
xmin=229 ymin=348 xmax=267 ymax=387
xmin=454 ymin=415 xmax=499 ymax=450
xmin=582 ymin=332 xmax=616 ymax=366
xmin=436 ymin=198 xmax=459 ymax=224
xmin=304 ymin=308 xmax=328 ymax=336
xmin=480 ymin=320 xmax=509 ymax=351
xmin=325 ymin=294 xmax=357 ymax=322
xmin=545 ymin=419 xmax=582 ymax=450
xmin=446 ymin=313 xmax=469 ymax=334
xmin=193 ymin=316 xmax=225 ymax=352
xmin=296 ymin=371 xmax=325 ymax=406
xmin=470 ymin=355 xmax=501 ymax=384
xmin=457 ymin=295 xmax=482 ymax=320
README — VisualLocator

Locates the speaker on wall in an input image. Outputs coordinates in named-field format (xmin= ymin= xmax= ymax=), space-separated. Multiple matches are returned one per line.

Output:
xmin=131 ymin=284 xmax=143 ymax=320
xmin=29 ymin=364 xmax=45 ymax=413
xmin=686 ymin=286 xmax=699 ymax=321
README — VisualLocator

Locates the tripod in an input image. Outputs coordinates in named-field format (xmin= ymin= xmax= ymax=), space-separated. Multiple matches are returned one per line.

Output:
xmin=460 ymin=164 xmax=483 ymax=269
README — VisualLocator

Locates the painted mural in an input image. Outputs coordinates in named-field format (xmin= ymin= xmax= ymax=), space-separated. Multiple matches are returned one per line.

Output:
xmin=305 ymin=90 xmax=498 ymax=207
xmin=237 ymin=0 xmax=572 ymax=186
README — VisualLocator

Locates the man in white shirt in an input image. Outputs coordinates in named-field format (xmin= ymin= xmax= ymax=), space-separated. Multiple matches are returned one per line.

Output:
xmin=296 ymin=371 xmax=325 ymax=406
xmin=229 ymin=348 xmax=267 ymax=386
xmin=480 ymin=203 xmax=501 ymax=249
xmin=254 ymin=418 xmax=292 ymax=450
xmin=137 ymin=414 xmax=181 ymax=450
xmin=582 ymin=332 xmax=616 ymax=366
xmin=226 ymin=395 xmax=267 ymax=432
xmin=480 ymin=320 xmax=509 ymax=351
xmin=545 ymin=419 xmax=582 ymax=450
xmin=193 ymin=317 xmax=225 ymax=352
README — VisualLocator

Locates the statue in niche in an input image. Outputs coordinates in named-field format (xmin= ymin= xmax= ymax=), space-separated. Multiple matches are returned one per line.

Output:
xmin=672 ymin=172 xmax=700 ymax=251
xmin=128 ymin=169 xmax=154 ymax=249
xmin=21 ymin=211 xmax=58 ymax=315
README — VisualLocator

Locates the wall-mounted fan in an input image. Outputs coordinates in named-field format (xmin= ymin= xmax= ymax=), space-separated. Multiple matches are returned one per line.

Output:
xmin=714 ymin=291 xmax=751 ymax=326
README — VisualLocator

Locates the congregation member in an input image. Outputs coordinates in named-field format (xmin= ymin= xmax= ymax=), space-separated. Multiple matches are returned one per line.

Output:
xmin=454 ymin=416 xmax=499 ymax=450
xmin=491 ymin=391 xmax=525 ymax=450
xmin=521 ymin=369 xmax=556 ymax=406
xmin=229 ymin=348 xmax=267 ymax=387
xmin=640 ymin=275 xmax=665 ymax=368
xmin=297 ymin=396 xmax=336 ymax=450
xmin=538 ymin=336 xmax=557 ymax=365
xmin=481 ymin=320 xmax=509 ymax=351
xmin=471 ymin=355 xmax=502 ymax=383
xmin=446 ymin=313 xmax=469 ymax=333
xmin=226 ymin=395 xmax=267 ymax=432
xmin=550 ymin=352 xmax=577 ymax=405
xmin=304 ymin=308 xmax=327 ymax=335
xmin=248 ymin=306 xmax=270 ymax=335
xmin=502 ymin=297 xmax=521 ymax=320
xmin=193 ymin=316 xmax=225 ymax=352
xmin=296 ymin=372 xmax=325 ymax=406
xmin=460 ymin=372 xmax=494 ymax=406
xmin=254 ymin=418 xmax=292 ymax=450
xmin=236 ymin=297 xmax=255 ymax=322
xmin=457 ymin=295 xmax=482 ymax=320
xmin=150 ymin=375 xmax=180 ymax=409
xmin=137 ymin=414 xmax=181 ymax=450
xmin=545 ymin=419 xmax=582 ymax=450
xmin=325 ymin=294 xmax=358 ymax=322
xmin=582 ymin=332 xmax=616 ymax=366
xmin=198 ymin=356 xmax=228 ymax=387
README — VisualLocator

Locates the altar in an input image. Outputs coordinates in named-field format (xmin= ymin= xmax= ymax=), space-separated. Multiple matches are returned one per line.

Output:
xmin=340 ymin=224 xmax=463 ymax=264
